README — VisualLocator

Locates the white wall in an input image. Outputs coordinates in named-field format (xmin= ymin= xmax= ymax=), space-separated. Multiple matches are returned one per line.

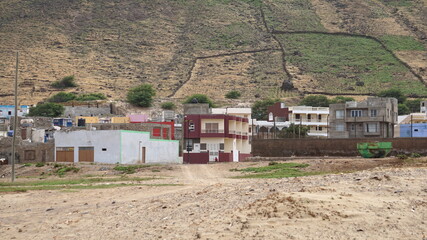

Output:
xmin=121 ymin=131 xmax=180 ymax=164
xmin=54 ymin=130 xmax=121 ymax=164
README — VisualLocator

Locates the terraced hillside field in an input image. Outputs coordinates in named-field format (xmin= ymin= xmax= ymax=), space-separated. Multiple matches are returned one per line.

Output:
xmin=0 ymin=0 xmax=426 ymax=104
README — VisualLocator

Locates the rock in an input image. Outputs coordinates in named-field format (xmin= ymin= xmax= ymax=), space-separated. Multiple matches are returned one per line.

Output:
xmin=46 ymin=208 xmax=54 ymax=211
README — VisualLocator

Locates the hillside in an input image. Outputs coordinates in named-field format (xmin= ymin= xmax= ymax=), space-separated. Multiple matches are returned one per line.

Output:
xmin=0 ymin=0 xmax=426 ymax=105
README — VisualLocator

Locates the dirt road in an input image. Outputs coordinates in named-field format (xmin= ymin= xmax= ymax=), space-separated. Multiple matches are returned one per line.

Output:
xmin=0 ymin=158 xmax=426 ymax=239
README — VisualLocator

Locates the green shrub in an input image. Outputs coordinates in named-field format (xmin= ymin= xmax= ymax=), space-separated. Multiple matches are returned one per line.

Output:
xmin=396 ymin=154 xmax=408 ymax=160
xmin=55 ymin=166 xmax=80 ymax=177
xmin=410 ymin=153 xmax=421 ymax=158
xmin=127 ymin=84 xmax=156 ymax=107
xmin=161 ymin=102 xmax=176 ymax=110
xmin=251 ymin=98 xmax=279 ymax=120
xmin=183 ymin=94 xmax=216 ymax=107
xmin=28 ymin=103 xmax=64 ymax=117
xmin=75 ymin=93 xmax=107 ymax=101
xmin=51 ymin=75 xmax=77 ymax=89
xmin=23 ymin=163 xmax=32 ymax=167
xmin=300 ymin=95 xmax=330 ymax=107
xmin=47 ymin=92 xmax=76 ymax=103
xmin=225 ymin=90 xmax=241 ymax=99
xmin=35 ymin=162 xmax=45 ymax=167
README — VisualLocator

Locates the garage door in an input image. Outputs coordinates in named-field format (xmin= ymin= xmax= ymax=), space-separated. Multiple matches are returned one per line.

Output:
xmin=78 ymin=147 xmax=94 ymax=162
xmin=56 ymin=147 xmax=74 ymax=162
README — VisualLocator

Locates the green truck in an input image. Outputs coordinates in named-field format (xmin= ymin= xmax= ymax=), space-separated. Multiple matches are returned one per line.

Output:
xmin=357 ymin=142 xmax=392 ymax=158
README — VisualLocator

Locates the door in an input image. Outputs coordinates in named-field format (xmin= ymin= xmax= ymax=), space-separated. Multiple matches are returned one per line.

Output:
xmin=56 ymin=147 xmax=74 ymax=162
xmin=78 ymin=147 xmax=94 ymax=162
xmin=141 ymin=147 xmax=146 ymax=163
xmin=207 ymin=143 xmax=219 ymax=162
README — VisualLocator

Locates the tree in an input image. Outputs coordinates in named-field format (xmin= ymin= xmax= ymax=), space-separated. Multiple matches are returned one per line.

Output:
xmin=300 ymin=95 xmax=330 ymax=107
xmin=329 ymin=96 xmax=355 ymax=104
xmin=278 ymin=123 xmax=309 ymax=138
xmin=51 ymin=75 xmax=77 ymax=89
xmin=75 ymin=93 xmax=107 ymax=101
xmin=28 ymin=103 xmax=64 ymax=117
xmin=47 ymin=92 xmax=76 ymax=103
xmin=183 ymin=94 xmax=215 ymax=107
xmin=161 ymin=102 xmax=176 ymax=110
xmin=251 ymin=98 xmax=278 ymax=120
xmin=377 ymin=89 xmax=406 ymax=103
xmin=225 ymin=90 xmax=241 ymax=99
xmin=398 ymin=103 xmax=410 ymax=115
xmin=127 ymin=84 xmax=156 ymax=107
xmin=405 ymin=99 xmax=422 ymax=113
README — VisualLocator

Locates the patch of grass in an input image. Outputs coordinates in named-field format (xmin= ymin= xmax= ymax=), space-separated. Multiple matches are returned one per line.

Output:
xmin=23 ymin=163 xmax=32 ymax=167
xmin=278 ymin=33 xmax=427 ymax=95
xmin=232 ymin=162 xmax=316 ymax=178
xmin=55 ymin=166 xmax=80 ymax=177
xmin=380 ymin=0 xmax=413 ymax=7
xmin=113 ymin=164 xmax=157 ymax=174
xmin=380 ymin=35 xmax=425 ymax=51
xmin=35 ymin=162 xmax=45 ymax=167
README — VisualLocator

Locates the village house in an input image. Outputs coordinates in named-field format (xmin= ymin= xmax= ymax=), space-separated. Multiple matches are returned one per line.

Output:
xmin=183 ymin=104 xmax=251 ymax=164
xmin=394 ymin=113 xmax=427 ymax=137
xmin=288 ymin=106 xmax=329 ymax=137
xmin=0 ymin=105 xmax=29 ymax=119
xmin=54 ymin=130 xmax=180 ymax=164
xmin=329 ymin=97 xmax=398 ymax=138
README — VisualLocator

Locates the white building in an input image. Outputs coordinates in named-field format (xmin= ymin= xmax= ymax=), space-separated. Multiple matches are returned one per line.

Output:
xmin=288 ymin=106 xmax=329 ymax=137
xmin=54 ymin=130 xmax=180 ymax=164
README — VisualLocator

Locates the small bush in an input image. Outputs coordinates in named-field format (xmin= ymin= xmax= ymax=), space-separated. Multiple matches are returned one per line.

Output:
xmin=47 ymin=92 xmax=76 ymax=103
xmin=28 ymin=103 xmax=65 ymax=117
xmin=268 ymin=161 xmax=279 ymax=166
xmin=51 ymin=75 xmax=77 ymax=89
xmin=35 ymin=162 xmax=45 ymax=167
xmin=75 ymin=93 xmax=107 ymax=101
xmin=161 ymin=102 xmax=176 ymax=110
xmin=23 ymin=163 xmax=32 ymax=167
xmin=127 ymin=84 xmax=156 ymax=107
xmin=225 ymin=90 xmax=241 ymax=99
xmin=114 ymin=165 xmax=150 ymax=174
xmin=410 ymin=153 xmax=421 ymax=158
xmin=183 ymin=94 xmax=216 ymax=107
xmin=396 ymin=154 xmax=408 ymax=160
xmin=55 ymin=166 xmax=80 ymax=177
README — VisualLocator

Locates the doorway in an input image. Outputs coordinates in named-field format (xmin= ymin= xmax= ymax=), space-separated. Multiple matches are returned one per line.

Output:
xmin=141 ymin=147 xmax=146 ymax=163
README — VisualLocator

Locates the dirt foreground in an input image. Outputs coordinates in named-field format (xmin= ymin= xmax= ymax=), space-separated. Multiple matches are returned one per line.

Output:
xmin=0 ymin=158 xmax=426 ymax=240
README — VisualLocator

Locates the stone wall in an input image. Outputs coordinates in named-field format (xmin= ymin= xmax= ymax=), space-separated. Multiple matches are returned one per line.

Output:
xmin=252 ymin=138 xmax=427 ymax=157
xmin=0 ymin=137 xmax=54 ymax=163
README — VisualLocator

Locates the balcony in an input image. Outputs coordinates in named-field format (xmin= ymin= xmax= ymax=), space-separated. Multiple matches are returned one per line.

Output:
xmin=201 ymin=129 xmax=225 ymax=137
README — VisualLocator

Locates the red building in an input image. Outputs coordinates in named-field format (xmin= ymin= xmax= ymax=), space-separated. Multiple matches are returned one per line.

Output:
xmin=183 ymin=108 xmax=252 ymax=164
xmin=267 ymin=102 xmax=289 ymax=122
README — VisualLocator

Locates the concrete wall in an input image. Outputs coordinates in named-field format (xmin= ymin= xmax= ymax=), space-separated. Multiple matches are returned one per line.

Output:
xmin=252 ymin=138 xmax=427 ymax=157
xmin=64 ymin=105 xmax=111 ymax=118
xmin=0 ymin=137 xmax=54 ymax=163
xmin=121 ymin=131 xmax=180 ymax=164
xmin=55 ymin=130 xmax=121 ymax=164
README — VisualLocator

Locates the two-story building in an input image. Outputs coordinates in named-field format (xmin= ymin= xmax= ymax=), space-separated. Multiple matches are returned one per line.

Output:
xmin=329 ymin=97 xmax=398 ymax=138
xmin=183 ymin=104 xmax=251 ymax=164
xmin=0 ymin=105 xmax=29 ymax=119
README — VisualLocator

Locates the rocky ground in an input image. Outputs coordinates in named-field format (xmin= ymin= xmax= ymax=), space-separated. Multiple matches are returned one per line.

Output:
xmin=0 ymin=157 xmax=426 ymax=240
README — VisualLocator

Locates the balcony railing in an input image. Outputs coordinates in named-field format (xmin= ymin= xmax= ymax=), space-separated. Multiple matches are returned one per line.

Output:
xmin=201 ymin=129 xmax=225 ymax=133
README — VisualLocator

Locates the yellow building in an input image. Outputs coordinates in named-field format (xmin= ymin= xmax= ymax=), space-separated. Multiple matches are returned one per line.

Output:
xmin=111 ymin=117 xmax=130 ymax=123
xmin=75 ymin=116 xmax=99 ymax=124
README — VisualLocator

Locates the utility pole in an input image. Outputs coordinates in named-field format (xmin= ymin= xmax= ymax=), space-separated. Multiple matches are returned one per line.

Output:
xmin=11 ymin=51 xmax=19 ymax=182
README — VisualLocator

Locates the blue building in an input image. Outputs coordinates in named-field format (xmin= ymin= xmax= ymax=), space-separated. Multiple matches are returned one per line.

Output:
xmin=53 ymin=118 xmax=73 ymax=127
xmin=400 ymin=123 xmax=427 ymax=137
xmin=0 ymin=105 xmax=29 ymax=119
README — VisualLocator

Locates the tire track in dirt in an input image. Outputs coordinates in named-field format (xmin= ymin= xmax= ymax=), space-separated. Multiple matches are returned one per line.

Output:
xmin=168 ymin=48 xmax=281 ymax=98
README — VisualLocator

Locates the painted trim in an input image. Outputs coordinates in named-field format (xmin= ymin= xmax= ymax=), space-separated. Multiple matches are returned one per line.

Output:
xmin=150 ymin=138 xmax=180 ymax=142
xmin=121 ymin=130 xmax=179 ymax=142
xmin=120 ymin=130 xmax=150 ymax=134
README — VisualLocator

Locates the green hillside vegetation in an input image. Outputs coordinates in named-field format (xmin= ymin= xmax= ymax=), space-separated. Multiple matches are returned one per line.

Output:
xmin=278 ymin=33 xmax=426 ymax=95
xmin=379 ymin=35 xmax=425 ymax=51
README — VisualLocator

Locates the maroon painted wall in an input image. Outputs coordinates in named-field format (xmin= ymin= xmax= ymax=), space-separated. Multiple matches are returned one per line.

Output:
xmin=219 ymin=152 xmax=233 ymax=162
xmin=267 ymin=102 xmax=289 ymax=122
xmin=183 ymin=152 xmax=209 ymax=164
xmin=252 ymin=138 xmax=427 ymax=157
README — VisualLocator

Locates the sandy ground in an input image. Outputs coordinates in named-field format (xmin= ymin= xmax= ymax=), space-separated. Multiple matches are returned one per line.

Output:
xmin=0 ymin=158 xmax=426 ymax=240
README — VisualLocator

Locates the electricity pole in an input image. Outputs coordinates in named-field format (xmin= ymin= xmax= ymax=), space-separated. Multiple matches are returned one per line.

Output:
xmin=11 ymin=51 xmax=19 ymax=182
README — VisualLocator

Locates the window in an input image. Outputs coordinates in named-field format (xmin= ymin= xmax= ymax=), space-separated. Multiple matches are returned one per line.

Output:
xmin=205 ymin=123 xmax=219 ymax=133
xmin=350 ymin=124 xmax=355 ymax=131
xmin=295 ymin=114 xmax=300 ymax=120
xmin=335 ymin=123 xmax=344 ymax=131
xmin=351 ymin=110 xmax=362 ymax=117
xmin=219 ymin=143 xmax=224 ymax=150
xmin=335 ymin=110 xmax=344 ymax=119
xmin=200 ymin=143 xmax=207 ymax=150
xmin=318 ymin=115 xmax=322 ymax=121
xmin=8 ymin=111 xmax=12 ymax=116
xmin=366 ymin=123 xmax=378 ymax=133
xmin=370 ymin=109 xmax=377 ymax=117
xmin=318 ymin=127 xmax=323 ymax=131
xmin=102 ymin=148 xmax=107 ymax=151
xmin=189 ymin=122 xmax=195 ymax=131
xmin=414 ymin=129 xmax=419 ymax=132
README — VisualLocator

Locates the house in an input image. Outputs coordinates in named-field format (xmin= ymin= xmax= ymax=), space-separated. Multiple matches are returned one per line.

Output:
xmin=54 ymin=130 xmax=180 ymax=164
xmin=420 ymin=101 xmax=427 ymax=113
xmin=288 ymin=106 xmax=329 ymax=137
xmin=0 ymin=105 xmax=29 ymax=119
xmin=183 ymin=104 xmax=252 ymax=164
xmin=128 ymin=114 xmax=149 ymax=123
xmin=75 ymin=116 xmax=99 ymax=126
xmin=53 ymin=118 xmax=73 ymax=127
xmin=63 ymin=102 xmax=112 ymax=118
xmin=329 ymin=97 xmax=398 ymax=138
xmin=267 ymin=102 xmax=289 ymax=122
xmin=394 ymin=113 xmax=427 ymax=137
xmin=111 ymin=117 xmax=130 ymax=123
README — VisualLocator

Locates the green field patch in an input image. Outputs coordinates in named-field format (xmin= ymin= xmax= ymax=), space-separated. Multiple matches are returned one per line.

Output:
xmin=380 ymin=35 xmax=425 ymax=51
xmin=231 ymin=162 xmax=317 ymax=178
xmin=277 ymin=33 xmax=427 ymax=95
